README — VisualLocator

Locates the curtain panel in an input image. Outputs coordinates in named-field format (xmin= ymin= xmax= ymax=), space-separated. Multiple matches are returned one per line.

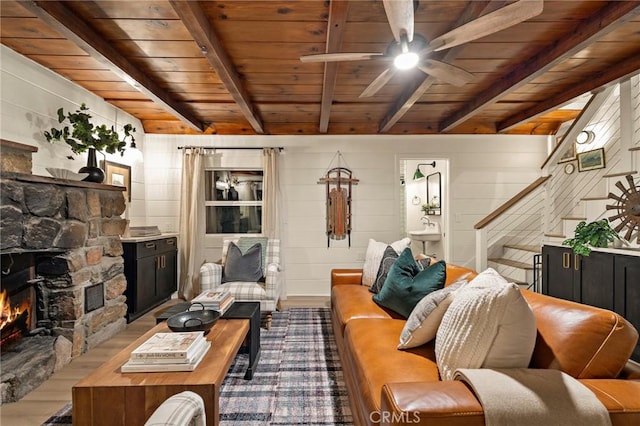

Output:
xmin=178 ymin=147 xmax=205 ymax=300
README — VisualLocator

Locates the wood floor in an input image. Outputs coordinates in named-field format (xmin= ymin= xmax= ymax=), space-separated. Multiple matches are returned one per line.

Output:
xmin=0 ymin=296 xmax=328 ymax=426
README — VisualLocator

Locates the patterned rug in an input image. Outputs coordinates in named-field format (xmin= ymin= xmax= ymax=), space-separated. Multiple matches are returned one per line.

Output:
xmin=42 ymin=307 xmax=352 ymax=425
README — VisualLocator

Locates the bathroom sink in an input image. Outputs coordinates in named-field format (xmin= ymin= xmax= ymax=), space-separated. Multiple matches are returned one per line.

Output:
xmin=408 ymin=224 xmax=441 ymax=242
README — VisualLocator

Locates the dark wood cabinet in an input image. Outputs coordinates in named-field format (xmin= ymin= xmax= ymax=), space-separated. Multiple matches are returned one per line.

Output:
xmin=614 ymin=254 xmax=640 ymax=362
xmin=542 ymin=245 xmax=576 ymax=301
xmin=123 ymin=236 xmax=177 ymax=322
xmin=542 ymin=245 xmax=640 ymax=361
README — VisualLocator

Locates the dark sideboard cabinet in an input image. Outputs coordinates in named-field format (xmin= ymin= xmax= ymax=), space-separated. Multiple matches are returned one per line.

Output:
xmin=542 ymin=245 xmax=640 ymax=362
xmin=123 ymin=236 xmax=177 ymax=322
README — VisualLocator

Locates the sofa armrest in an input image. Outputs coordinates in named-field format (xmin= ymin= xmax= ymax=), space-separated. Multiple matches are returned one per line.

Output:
xmin=380 ymin=381 xmax=484 ymax=426
xmin=331 ymin=269 xmax=363 ymax=287
xmin=380 ymin=379 xmax=640 ymax=426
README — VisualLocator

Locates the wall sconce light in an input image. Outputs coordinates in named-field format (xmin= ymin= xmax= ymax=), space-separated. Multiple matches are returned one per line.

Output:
xmin=413 ymin=161 xmax=436 ymax=180
xmin=576 ymin=130 xmax=595 ymax=145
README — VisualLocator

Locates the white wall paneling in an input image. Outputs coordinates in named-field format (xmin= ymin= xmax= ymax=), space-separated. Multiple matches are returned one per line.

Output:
xmin=2 ymin=45 xmax=552 ymax=298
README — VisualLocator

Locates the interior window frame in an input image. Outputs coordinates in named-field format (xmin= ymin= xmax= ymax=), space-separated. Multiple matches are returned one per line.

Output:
xmin=204 ymin=167 xmax=264 ymax=236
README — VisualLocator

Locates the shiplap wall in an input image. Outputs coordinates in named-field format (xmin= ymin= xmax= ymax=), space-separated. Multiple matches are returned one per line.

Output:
xmin=546 ymin=76 xmax=639 ymax=241
xmin=144 ymin=135 xmax=547 ymax=297
xmin=0 ymin=46 xmax=147 ymax=224
xmin=634 ymin=74 xmax=640 ymax=150
xmin=1 ymin=45 xmax=549 ymax=297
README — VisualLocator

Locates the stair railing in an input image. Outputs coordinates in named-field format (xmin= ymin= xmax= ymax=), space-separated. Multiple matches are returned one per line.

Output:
xmin=474 ymin=176 xmax=550 ymax=272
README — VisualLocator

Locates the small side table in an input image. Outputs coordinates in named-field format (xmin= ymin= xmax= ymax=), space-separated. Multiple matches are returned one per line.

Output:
xmin=156 ymin=301 xmax=261 ymax=379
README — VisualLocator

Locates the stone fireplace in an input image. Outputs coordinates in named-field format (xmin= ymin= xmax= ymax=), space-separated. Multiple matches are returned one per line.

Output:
xmin=0 ymin=140 xmax=129 ymax=403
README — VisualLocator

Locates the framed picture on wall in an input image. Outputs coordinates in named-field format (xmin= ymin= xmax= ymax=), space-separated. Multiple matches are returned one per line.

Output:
xmin=101 ymin=160 xmax=131 ymax=201
xmin=557 ymin=141 xmax=576 ymax=163
xmin=577 ymin=148 xmax=605 ymax=172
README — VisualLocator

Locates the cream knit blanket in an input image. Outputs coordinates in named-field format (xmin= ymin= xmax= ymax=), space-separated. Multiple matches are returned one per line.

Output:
xmin=453 ymin=368 xmax=611 ymax=426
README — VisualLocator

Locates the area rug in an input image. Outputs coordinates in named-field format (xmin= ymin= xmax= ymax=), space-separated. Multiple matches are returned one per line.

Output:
xmin=42 ymin=307 xmax=352 ymax=425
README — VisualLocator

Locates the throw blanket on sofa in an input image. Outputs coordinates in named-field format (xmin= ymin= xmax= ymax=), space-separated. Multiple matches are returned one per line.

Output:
xmin=453 ymin=368 xmax=611 ymax=426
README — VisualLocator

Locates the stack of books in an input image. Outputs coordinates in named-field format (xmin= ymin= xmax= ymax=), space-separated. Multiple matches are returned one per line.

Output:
xmin=191 ymin=290 xmax=235 ymax=315
xmin=121 ymin=331 xmax=210 ymax=373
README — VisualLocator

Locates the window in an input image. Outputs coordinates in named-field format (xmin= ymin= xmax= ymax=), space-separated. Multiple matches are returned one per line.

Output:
xmin=204 ymin=169 xmax=263 ymax=234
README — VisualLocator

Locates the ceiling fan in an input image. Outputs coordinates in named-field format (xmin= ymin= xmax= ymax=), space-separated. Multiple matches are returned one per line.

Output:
xmin=300 ymin=0 xmax=544 ymax=98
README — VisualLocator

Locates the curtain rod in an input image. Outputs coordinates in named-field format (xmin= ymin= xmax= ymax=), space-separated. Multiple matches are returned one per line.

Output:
xmin=177 ymin=146 xmax=283 ymax=151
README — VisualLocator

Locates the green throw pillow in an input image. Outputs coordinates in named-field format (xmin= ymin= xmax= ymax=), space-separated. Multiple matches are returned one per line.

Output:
xmin=373 ymin=248 xmax=447 ymax=318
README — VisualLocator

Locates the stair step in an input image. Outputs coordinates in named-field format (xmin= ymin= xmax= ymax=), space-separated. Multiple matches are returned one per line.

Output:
xmin=488 ymin=258 xmax=533 ymax=270
xmin=544 ymin=233 xmax=565 ymax=238
xmin=602 ymin=171 xmax=637 ymax=178
xmin=503 ymin=244 xmax=540 ymax=253
xmin=503 ymin=276 xmax=529 ymax=287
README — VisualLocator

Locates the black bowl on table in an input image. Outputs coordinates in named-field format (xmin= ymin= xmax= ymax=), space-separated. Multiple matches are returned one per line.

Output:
xmin=166 ymin=302 xmax=220 ymax=333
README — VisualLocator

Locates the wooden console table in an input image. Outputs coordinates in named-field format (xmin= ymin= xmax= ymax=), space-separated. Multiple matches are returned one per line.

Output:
xmin=72 ymin=319 xmax=249 ymax=426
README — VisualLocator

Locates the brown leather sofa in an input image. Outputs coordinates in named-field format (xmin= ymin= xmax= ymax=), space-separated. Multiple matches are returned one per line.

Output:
xmin=331 ymin=265 xmax=640 ymax=426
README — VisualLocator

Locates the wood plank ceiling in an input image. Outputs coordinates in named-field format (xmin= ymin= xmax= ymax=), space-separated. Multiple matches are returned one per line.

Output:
xmin=1 ymin=1 xmax=639 ymax=136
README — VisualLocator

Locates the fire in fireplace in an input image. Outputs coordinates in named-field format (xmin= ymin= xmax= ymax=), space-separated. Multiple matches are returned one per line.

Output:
xmin=1 ymin=253 xmax=37 ymax=348
xmin=0 ymin=288 xmax=32 ymax=345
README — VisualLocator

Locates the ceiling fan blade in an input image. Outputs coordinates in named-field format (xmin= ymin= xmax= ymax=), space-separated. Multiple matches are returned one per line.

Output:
xmin=300 ymin=52 xmax=384 ymax=63
xmin=430 ymin=0 xmax=544 ymax=52
xmin=359 ymin=67 xmax=396 ymax=98
xmin=383 ymin=0 xmax=414 ymax=42
xmin=418 ymin=59 xmax=474 ymax=87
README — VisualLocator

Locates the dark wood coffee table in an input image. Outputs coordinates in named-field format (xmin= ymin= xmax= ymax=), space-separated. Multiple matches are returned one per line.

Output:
xmin=72 ymin=318 xmax=248 ymax=426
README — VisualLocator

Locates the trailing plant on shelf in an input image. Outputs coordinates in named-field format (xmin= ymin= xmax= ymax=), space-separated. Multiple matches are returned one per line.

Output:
xmin=43 ymin=103 xmax=136 ymax=182
xmin=562 ymin=219 xmax=620 ymax=256
xmin=44 ymin=103 xmax=135 ymax=155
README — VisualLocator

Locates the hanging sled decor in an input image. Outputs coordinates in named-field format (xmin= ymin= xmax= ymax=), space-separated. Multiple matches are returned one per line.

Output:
xmin=318 ymin=151 xmax=359 ymax=247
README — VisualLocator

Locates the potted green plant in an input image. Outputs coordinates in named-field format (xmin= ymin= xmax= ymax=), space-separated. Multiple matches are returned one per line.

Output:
xmin=44 ymin=103 xmax=136 ymax=183
xmin=562 ymin=219 xmax=620 ymax=256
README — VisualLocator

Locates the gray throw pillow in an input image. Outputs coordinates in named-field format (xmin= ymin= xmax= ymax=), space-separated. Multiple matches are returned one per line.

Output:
xmin=237 ymin=237 xmax=268 ymax=275
xmin=223 ymin=242 xmax=263 ymax=283
xmin=417 ymin=256 xmax=432 ymax=270
xmin=370 ymin=245 xmax=399 ymax=293
xmin=398 ymin=278 xmax=468 ymax=349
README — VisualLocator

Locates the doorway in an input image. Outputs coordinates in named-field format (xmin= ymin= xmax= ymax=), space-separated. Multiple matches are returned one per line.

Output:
xmin=401 ymin=158 xmax=449 ymax=260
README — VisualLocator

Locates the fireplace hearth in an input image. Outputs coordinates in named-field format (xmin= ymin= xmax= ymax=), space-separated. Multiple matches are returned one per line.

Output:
xmin=1 ymin=155 xmax=129 ymax=403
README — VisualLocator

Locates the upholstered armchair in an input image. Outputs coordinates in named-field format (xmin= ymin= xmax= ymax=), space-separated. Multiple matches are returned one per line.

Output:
xmin=199 ymin=238 xmax=281 ymax=329
xmin=144 ymin=391 xmax=205 ymax=426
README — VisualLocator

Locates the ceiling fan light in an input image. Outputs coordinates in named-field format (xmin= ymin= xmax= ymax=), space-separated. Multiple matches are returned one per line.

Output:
xmin=394 ymin=52 xmax=419 ymax=70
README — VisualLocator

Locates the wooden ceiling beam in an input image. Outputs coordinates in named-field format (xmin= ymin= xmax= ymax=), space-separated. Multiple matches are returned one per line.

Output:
xmin=18 ymin=1 xmax=204 ymax=132
xmin=319 ymin=0 xmax=350 ymax=133
xmin=169 ymin=1 xmax=264 ymax=134
xmin=499 ymin=54 xmax=640 ymax=133
xmin=378 ymin=1 xmax=493 ymax=133
xmin=440 ymin=1 xmax=640 ymax=133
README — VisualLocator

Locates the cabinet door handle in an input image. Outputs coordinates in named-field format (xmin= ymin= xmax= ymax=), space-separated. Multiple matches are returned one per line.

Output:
xmin=146 ymin=243 xmax=156 ymax=249
xmin=562 ymin=252 xmax=570 ymax=269
xmin=156 ymin=256 xmax=160 ymax=270
xmin=574 ymin=254 xmax=580 ymax=271
xmin=167 ymin=239 xmax=175 ymax=246
xmin=162 ymin=255 xmax=166 ymax=268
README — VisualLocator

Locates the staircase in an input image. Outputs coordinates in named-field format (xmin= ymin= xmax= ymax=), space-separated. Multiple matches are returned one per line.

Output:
xmin=477 ymin=77 xmax=640 ymax=290
xmin=488 ymin=244 xmax=540 ymax=289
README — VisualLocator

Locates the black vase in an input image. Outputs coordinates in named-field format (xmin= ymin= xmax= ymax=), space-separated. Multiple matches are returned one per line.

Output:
xmin=79 ymin=148 xmax=105 ymax=183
